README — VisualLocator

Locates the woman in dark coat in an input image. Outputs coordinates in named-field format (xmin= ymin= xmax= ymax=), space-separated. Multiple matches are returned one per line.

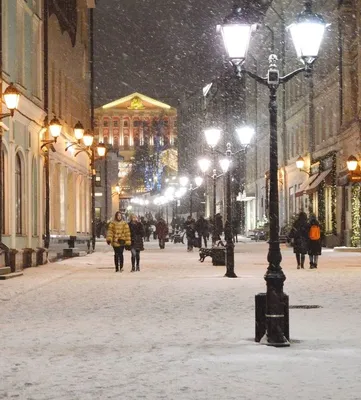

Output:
xmin=308 ymin=215 xmax=322 ymax=269
xmin=128 ymin=215 xmax=145 ymax=272
xmin=288 ymin=211 xmax=309 ymax=269
xmin=155 ymin=218 xmax=169 ymax=249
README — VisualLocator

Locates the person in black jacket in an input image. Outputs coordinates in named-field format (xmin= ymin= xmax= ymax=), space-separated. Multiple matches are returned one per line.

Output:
xmin=195 ymin=215 xmax=209 ymax=248
xmin=308 ymin=215 xmax=322 ymax=269
xmin=288 ymin=211 xmax=309 ymax=269
xmin=184 ymin=215 xmax=196 ymax=251
xmin=128 ymin=215 xmax=145 ymax=272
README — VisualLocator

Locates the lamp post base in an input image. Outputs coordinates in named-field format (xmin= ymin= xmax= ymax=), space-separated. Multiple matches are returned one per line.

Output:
xmin=224 ymin=271 xmax=237 ymax=278
xmin=260 ymin=334 xmax=290 ymax=347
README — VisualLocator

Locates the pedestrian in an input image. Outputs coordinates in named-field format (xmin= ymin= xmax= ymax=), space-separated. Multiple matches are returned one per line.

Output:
xmin=184 ymin=215 xmax=196 ymax=251
xmin=155 ymin=217 xmax=169 ymax=249
xmin=288 ymin=211 xmax=309 ymax=269
xmin=128 ymin=214 xmax=145 ymax=272
xmin=308 ymin=214 xmax=322 ymax=269
xmin=106 ymin=211 xmax=131 ymax=272
xmin=213 ymin=213 xmax=224 ymax=245
xmin=232 ymin=218 xmax=239 ymax=243
xmin=195 ymin=214 xmax=209 ymax=248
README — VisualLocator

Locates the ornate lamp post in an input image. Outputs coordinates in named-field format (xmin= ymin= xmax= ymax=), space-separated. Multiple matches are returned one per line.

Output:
xmin=220 ymin=1 xmax=327 ymax=345
xmin=66 ymin=129 xmax=107 ymax=251
xmin=198 ymin=157 xmax=223 ymax=244
xmin=201 ymin=127 xmax=254 ymax=277
xmin=179 ymin=175 xmax=203 ymax=217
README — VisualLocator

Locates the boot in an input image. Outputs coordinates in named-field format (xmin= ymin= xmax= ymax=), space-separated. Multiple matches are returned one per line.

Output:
xmin=136 ymin=265 xmax=140 ymax=271
xmin=131 ymin=265 xmax=135 ymax=272
xmin=114 ymin=255 xmax=119 ymax=272
xmin=119 ymin=265 xmax=124 ymax=272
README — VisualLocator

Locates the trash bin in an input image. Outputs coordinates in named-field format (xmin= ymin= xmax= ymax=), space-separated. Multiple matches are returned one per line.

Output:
xmin=36 ymin=248 xmax=46 ymax=265
xmin=23 ymin=248 xmax=34 ymax=268
xmin=212 ymin=247 xmax=226 ymax=266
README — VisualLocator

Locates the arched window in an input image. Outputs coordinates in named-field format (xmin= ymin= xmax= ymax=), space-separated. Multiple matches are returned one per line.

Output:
xmin=15 ymin=153 xmax=22 ymax=234
xmin=32 ymin=158 xmax=38 ymax=235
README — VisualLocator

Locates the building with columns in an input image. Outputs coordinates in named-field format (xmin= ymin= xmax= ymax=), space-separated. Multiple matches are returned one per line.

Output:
xmin=0 ymin=0 xmax=95 ymax=275
xmin=94 ymin=92 xmax=177 ymax=221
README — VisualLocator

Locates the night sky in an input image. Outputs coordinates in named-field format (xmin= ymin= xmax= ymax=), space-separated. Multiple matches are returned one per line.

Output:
xmin=94 ymin=0 xmax=269 ymax=107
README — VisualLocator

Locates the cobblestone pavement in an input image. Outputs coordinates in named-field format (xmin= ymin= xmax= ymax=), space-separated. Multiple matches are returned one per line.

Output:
xmin=1 ymin=240 xmax=361 ymax=399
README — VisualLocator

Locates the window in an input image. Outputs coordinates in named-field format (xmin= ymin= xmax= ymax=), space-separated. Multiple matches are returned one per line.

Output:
xmin=325 ymin=187 xmax=332 ymax=232
xmin=16 ymin=4 xmax=25 ymax=86
xmin=289 ymin=187 xmax=294 ymax=219
xmin=103 ymin=119 xmax=109 ymax=127
xmin=113 ymin=119 xmax=119 ymax=128
xmin=15 ymin=153 xmax=23 ymax=234
xmin=95 ymin=170 xmax=101 ymax=187
xmin=95 ymin=207 xmax=101 ymax=219
xmin=32 ymin=15 xmax=42 ymax=98
xmin=58 ymin=70 xmax=62 ymax=117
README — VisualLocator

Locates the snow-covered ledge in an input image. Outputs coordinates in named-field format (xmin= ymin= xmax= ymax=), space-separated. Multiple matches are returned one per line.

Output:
xmin=334 ymin=247 xmax=361 ymax=252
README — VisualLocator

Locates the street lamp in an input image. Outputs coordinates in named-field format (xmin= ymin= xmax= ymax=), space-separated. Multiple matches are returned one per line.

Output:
xmin=202 ymin=125 xmax=254 ymax=277
xmin=220 ymin=1 xmax=327 ymax=346
xmin=198 ymin=158 xmax=224 ymax=242
xmin=0 ymin=83 xmax=21 ymax=245
xmin=65 ymin=129 xmax=107 ymax=251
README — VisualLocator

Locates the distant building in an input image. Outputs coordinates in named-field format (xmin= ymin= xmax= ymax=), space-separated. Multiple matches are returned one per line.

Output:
xmin=94 ymin=93 xmax=177 ymax=220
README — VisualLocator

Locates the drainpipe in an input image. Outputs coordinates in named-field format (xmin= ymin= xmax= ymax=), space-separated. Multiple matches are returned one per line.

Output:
xmin=43 ymin=0 xmax=50 ymax=249
xmin=89 ymin=7 xmax=96 ymax=250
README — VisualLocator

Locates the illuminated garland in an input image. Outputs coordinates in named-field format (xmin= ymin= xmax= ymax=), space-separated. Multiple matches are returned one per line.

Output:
xmin=318 ymin=180 xmax=325 ymax=235
xmin=331 ymin=152 xmax=337 ymax=235
xmin=351 ymin=185 xmax=361 ymax=247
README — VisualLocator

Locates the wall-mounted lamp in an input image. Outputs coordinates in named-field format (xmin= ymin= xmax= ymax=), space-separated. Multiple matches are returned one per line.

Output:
xmin=40 ymin=116 xmax=63 ymax=151
xmin=296 ymin=155 xmax=311 ymax=175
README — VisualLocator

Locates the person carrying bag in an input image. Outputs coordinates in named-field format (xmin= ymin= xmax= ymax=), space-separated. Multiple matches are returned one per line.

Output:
xmin=308 ymin=215 xmax=322 ymax=269
xmin=106 ymin=211 xmax=131 ymax=272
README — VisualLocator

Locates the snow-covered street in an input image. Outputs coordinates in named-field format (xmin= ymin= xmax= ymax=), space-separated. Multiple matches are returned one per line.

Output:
xmin=1 ymin=240 xmax=361 ymax=400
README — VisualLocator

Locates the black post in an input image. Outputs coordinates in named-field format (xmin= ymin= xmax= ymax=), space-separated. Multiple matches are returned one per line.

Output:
xmin=212 ymin=171 xmax=217 ymax=245
xmin=190 ymin=189 xmax=193 ymax=217
xmin=264 ymin=85 xmax=289 ymax=346
xmin=44 ymin=149 xmax=50 ymax=249
xmin=90 ymin=7 xmax=96 ymax=251
xmin=43 ymin=0 xmax=50 ymax=249
xmin=91 ymin=152 xmax=96 ymax=251
xmin=224 ymin=164 xmax=236 ymax=278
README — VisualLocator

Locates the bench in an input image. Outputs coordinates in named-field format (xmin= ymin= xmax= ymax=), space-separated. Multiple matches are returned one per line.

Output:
xmin=199 ymin=246 xmax=226 ymax=266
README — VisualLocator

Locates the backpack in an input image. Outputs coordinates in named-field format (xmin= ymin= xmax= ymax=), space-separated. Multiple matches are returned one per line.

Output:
xmin=309 ymin=225 xmax=320 ymax=240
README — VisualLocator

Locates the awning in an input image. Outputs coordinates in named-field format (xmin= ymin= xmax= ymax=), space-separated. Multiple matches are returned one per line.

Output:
xmin=295 ymin=174 xmax=318 ymax=197
xmin=306 ymin=169 xmax=332 ymax=194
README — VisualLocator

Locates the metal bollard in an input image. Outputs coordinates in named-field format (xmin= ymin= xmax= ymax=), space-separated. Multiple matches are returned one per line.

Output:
xmin=255 ymin=292 xmax=289 ymax=342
